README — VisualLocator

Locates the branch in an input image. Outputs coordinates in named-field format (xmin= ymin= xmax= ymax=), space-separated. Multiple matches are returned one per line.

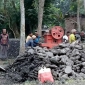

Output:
xmin=9 ymin=19 xmax=16 ymax=38
xmin=11 ymin=0 xmax=17 ymax=11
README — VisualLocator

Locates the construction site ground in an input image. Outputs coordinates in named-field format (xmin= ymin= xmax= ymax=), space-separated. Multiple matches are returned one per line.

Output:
xmin=0 ymin=59 xmax=85 ymax=85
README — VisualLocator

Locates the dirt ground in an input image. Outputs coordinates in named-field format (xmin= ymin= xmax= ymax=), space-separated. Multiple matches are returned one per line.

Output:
xmin=0 ymin=59 xmax=25 ymax=85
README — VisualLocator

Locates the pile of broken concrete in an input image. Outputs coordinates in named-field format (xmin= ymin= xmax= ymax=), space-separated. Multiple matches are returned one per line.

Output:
xmin=5 ymin=43 xmax=85 ymax=83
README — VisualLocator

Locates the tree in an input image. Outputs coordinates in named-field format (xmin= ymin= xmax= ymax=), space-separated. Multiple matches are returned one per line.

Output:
xmin=77 ymin=0 xmax=81 ymax=32
xmin=0 ymin=0 xmax=85 ymax=35
xmin=19 ymin=0 xmax=25 ymax=55
xmin=38 ymin=0 xmax=45 ymax=36
xmin=0 ymin=0 xmax=20 ymax=38
xmin=84 ymin=0 xmax=85 ymax=9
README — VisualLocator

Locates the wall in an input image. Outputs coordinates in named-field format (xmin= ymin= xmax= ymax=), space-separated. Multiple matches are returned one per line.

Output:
xmin=8 ymin=39 xmax=20 ymax=58
xmin=65 ymin=17 xmax=85 ymax=31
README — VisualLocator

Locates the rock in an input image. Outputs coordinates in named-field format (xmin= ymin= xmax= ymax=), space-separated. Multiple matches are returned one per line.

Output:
xmin=66 ymin=59 xmax=74 ymax=66
xmin=43 ymin=47 xmax=49 ymax=52
xmin=7 ymin=72 xmax=22 ymax=82
xmin=65 ymin=48 xmax=70 ymax=52
xmin=58 ymin=43 xmax=70 ymax=48
xmin=65 ymin=66 xmax=72 ymax=74
xmin=71 ymin=49 xmax=80 ymax=57
xmin=35 ymin=46 xmax=42 ymax=50
xmin=62 ymin=74 xmax=68 ymax=79
xmin=82 ymin=62 xmax=85 ymax=66
xmin=60 ymin=55 xmax=69 ymax=63
xmin=38 ymin=49 xmax=45 ymax=53
xmin=81 ymin=68 xmax=85 ymax=73
xmin=50 ymin=49 xmax=58 ymax=55
xmin=70 ymin=43 xmax=75 ymax=48
xmin=46 ymin=52 xmax=53 ymax=57
xmin=66 ymin=50 xmax=72 ymax=57
xmin=75 ymin=45 xmax=83 ymax=50
xmin=50 ymin=55 xmax=60 ymax=64
xmin=81 ymin=58 xmax=85 ymax=62
xmin=46 ymin=64 xmax=58 ymax=69
xmin=79 ymin=73 xmax=85 ymax=78
xmin=27 ymin=49 xmax=34 ymax=54
xmin=75 ymin=56 xmax=80 ymax=60
xmin=0 ymin=65 xmax=6 ymax=72
xmin=6 ymin=42 xmax=85 ymax=83
xmin=81 ymin=53 xmax=85 ymax=58
xmin=59 ymin=49 xmax=67 ymax=54
xmin=37 ymin=53 xmax=46 ymax=56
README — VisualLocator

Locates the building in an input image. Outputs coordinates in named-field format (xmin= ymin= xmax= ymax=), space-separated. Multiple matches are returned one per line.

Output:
xmin=65 ymin=14 xmax=85 ymax=32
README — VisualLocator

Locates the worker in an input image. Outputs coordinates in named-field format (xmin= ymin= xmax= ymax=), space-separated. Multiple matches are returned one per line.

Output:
xmin=80 ymin=31 xmax=85 ymax=42
xmin=33 ymin=32 xmax=40 ymax=47
xmin=25 ymin=33 xmax=36 ymax=48
xmin=63 ymin=31 xmax=70 ymax=43
xmin=25 ymin=33 xmax=33 ymax=48
xmin=25 ymin=33 xmax=32 ymax=43
xmin=63 ymin=34 xmax=68 ymax=43
xmin=75 ymin=31 xmax=81 ymax=43
xmin=67 ymin=31 xmax=70 ymax=39
xmin=69 ymin=29 xmax=76 ymax=43
xmin=0 ymin=29 xmax=9 ymax=60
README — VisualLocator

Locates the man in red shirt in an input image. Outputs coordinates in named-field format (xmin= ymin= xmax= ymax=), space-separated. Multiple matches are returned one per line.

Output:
xmin=0 ymin=29 xmax=9 ymax=60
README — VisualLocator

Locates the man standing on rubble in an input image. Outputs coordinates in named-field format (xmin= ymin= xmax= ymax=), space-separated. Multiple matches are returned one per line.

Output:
xmin=0 ymin=29 xmax=9 ymax=60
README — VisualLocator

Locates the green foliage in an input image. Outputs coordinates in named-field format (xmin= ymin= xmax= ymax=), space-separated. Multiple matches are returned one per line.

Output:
xmin=24 ymin=0 xmax=38 ymax=34
xmin=0 ymin=0 xmax=85 ymax=37
xmin=42 ymin=0 xmax=67 ymax=28
xmin=69 ymin=0 xmax=85 ymax=15
xmin=55 ymin=0 xmax=71 ymax=15
xmin=43 ymin=4 xmax=63 ymax=27
xmin=0 ymin=0 xmax=20 ymax=37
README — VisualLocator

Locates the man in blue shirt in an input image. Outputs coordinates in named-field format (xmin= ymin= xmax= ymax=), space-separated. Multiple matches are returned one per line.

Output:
xmin=33 ymin=32 xmax=40 ymax=47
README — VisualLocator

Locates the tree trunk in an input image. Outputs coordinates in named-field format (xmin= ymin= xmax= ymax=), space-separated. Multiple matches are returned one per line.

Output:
xmin=9 ymin=19 xmax=16 ymax=38
xmin=11 ymin=0 xmax=17 ymax=11
xmin=77 ymin=0 xmax=81 ymax=32
xmin=19 ymin=0 xmax=25 ymax=55
xmin=84 ymin=0 xmax=85 ymax=9
xmin=13 ymin=24 xmax=20 ymax=38
xmin=4 ymin=0 xmax=6 ymax=10
xmin=3 ymin=0 xmax=7 ymax=15
xmin=38 ymin=0 xmax=45 ymax=36
xmin=11 ymin=0 xmax=20 ymax=38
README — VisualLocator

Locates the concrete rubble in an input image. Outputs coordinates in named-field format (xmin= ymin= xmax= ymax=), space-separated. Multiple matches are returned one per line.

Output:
xmin=5 ymin=43 xmax=85 ymax=83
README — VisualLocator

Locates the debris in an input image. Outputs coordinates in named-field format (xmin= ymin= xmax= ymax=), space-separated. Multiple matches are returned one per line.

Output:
xmin=5 ymin=43 xmax=85 ymax=83
xmin=0 ymin=65 xmax=6 ymax=72
xmin=65 ymin=66 xmax=72 ymax=74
